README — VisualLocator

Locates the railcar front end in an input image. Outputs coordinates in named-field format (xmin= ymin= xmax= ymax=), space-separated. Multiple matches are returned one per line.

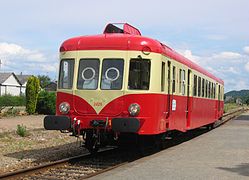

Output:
xmin=44 ymin=23 xmax=224 ymax=153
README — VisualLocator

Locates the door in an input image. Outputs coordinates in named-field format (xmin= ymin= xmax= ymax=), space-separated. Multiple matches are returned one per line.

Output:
xmin=186 ymin=69 xmax=192 ymax=128
xmin=166 ymin=61 xmax=171 ymax=119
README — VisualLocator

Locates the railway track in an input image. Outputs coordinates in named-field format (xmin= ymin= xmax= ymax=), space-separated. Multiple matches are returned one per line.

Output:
xmin=0 ymin=108 xmax=246 ymax=180
xmin=214 ymin=107 xmax=246 ymax=127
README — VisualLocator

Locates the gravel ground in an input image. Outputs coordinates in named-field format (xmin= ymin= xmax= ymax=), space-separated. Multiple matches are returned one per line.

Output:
xmin=0 ymin=115 xmax=87 ymax=174
xmin=0 ymin=115 xmax=45 ymax=133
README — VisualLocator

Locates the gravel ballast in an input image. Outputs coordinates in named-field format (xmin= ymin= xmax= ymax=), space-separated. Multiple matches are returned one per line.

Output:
xmin=0 ymin=115 xmax=87 ymax=174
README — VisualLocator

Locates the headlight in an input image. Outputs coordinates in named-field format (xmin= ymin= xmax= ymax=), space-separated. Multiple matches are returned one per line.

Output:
xmin=59 ymin=102 xmax=70 ymax=114
xmin=128 ymin=103 xmax=140 ymax=116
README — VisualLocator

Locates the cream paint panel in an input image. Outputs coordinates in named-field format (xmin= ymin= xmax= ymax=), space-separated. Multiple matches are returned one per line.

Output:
xmin=60 ymin=50 xmax=163 ymax=113
xmin=58 ymin=50 xmax=223 ymax=113
xmin=76 ymin=50 xmax=127 ymax=112
xmin=191 ymin=68 xmax=223 ymax=100
xmin=163 ymin=56 xmax=189 ymax=97
xmin=126 ymin=51 xmax=162 ymax=94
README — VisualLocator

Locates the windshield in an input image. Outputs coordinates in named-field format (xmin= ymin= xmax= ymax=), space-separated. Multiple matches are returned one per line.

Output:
xmin=101 ymin=59 xmax=124 ymax=90
xmin=58 ymin=59 xmax=75 ymax=89
xmin=77 ymin=59 xmax=100 ymax=90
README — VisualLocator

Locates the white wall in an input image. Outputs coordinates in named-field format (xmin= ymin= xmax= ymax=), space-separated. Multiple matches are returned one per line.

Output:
xmin=1 ymin=75 xmax=21 ymax=96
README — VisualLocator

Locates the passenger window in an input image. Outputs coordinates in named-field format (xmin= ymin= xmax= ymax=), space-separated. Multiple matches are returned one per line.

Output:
xmin=211 ymin=83 xmax=213 ymax=99
xmin=208 ymin=82 xmax=211 ymax=98
xmin=58 ymin=59 xmax=75 ymax=89
xmin=193 ymin=75 xmax=197 ymax=96
xmin=128 ymin=59 xmax=151 ymax=90
xmin=214 ymin=84 xmax=216 ymax=99
xmin=205 ymin=80 xmax=208 ymax=98
xmin=77 ymin=59 xmax=99 ymax=90
xmin=182 ymin=70 xmax=185 ymax=95
xmin=202 ymin=78 xmax=205 ymax=97
xmin=172 ymin=66 xmax=176 ymax=93
xmin=179 ymin=69 xmax=182 ymax=94
xmin=101 ymin=59 xmax=124 ymax=90
xmin=161 ymin=62 xmax=165 ymax=92
xmin=198 ymin=77 xmax=201 ymax=97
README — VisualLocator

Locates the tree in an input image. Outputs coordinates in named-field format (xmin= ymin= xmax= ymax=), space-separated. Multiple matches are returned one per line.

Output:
xmin=26 ymin=76 xmax=40 ymax=114
xmin=38 ymin=75 xmax=51 ymax=88
xmin=246 ymin=96 xmax=249 ymax=105
xmin=36 ymin=91 xmax=56 ymax=115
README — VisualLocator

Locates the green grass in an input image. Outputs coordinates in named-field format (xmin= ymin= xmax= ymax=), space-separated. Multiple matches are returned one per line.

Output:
xmin=224 ymin=103 xmax=240 ymax=113
xmin=16 ymin=124 xmax=29 ymax=137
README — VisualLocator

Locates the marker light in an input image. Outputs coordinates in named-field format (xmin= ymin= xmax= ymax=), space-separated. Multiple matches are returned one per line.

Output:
xmin=128 ymin=103 xmax=140 ymax=116
xmin=59 ymin=102 xmax=70 ymax=114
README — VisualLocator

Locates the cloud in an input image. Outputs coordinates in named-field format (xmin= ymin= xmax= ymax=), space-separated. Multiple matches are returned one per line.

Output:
xmin=243 ymin=46 xmax=249 ymax=54
xmin=177 ymin=48 xmax=249 ymax=92
xmin=213 ymin=51 xmax=242 ymax=59
xmin=178 ymin=49 xmax=200 ymax=64
xmin=245 ymin=61 xmax=249 ymax=72
xmin=0 ymin=42 xmax=57 ymax=76
xmin=0 ymin=42 xmax=46 ymax=62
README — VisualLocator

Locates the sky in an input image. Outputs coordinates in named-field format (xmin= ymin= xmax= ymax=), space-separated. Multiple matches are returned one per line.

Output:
xmin=0 ymin=0 xmax=248 ymax=92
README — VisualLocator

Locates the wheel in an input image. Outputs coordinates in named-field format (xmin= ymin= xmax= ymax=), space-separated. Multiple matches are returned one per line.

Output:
xmin=85 ymin=131 xmax=100 ymax=154
xmin=206 ymin=123 xmax=214 ymax=130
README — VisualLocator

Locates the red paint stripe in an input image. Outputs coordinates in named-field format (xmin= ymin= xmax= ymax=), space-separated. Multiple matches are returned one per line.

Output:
xmin=60 ymin=34 xmax=223 ymax=84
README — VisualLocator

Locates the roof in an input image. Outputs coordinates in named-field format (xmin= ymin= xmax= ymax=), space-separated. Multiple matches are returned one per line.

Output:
xmin=16 ymin=75 xmax=32 ymax=85
xmin=44 ymin=82 xmax=57 ymax=91
xmin=60 ymin=32 xmax=223 ymax=85
xmin=0 ymin=72 xmax=22 ymax=85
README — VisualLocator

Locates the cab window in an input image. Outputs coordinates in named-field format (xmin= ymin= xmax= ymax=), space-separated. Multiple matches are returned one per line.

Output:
xmin=101 ymin=59 xmax=124 ymax=90
xmin=77 ymin=59 xmax=99 ymax=90
xmin=128 ymin=59 xmax=151 ymax=90
xmin=58 ymin=59 xmax=75 ymax=89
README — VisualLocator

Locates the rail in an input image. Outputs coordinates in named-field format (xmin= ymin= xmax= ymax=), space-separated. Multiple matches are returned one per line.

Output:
xmin=214 ymin=107 xmax=246 ymax=127
xmin=0 ymin=147 xmax=116 ymax=180
xmin=0 ymin=107 xmax=247 ymax=179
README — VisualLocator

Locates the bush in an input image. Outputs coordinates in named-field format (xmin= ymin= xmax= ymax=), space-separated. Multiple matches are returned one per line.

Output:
xmin=16 ymin=124 xmax=28 ymax=137
xmin=26 ymin=76 xmax=40 ymax=114
xmin=36 ymin=91 xmax=56 ymax=115
xmin=0 ymin=95 xmax=25 ymax=107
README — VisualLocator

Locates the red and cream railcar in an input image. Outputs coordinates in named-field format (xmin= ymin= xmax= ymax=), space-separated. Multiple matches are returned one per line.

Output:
xmin=44 ymin=23 xmax=224 ymax=152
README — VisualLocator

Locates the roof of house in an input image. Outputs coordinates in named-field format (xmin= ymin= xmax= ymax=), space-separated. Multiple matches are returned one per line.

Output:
xmin=44 ymin=82 xmax=57 ymax=91
xmin=0 ymin=72 xmax=19 ymax=84
xmin=0 ymin=72 xmax=32 ymax=85
xmin=16 ymin=75 xmax=32 ymax=85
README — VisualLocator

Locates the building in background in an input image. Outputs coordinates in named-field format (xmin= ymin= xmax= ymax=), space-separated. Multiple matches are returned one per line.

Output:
xmin=44 ymin=81 xmax=57 ymax=92
xmin=0 ymin=72 xmax=32 ymax=96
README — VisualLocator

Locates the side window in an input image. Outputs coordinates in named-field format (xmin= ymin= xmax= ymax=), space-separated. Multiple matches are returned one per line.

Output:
xmin=211 ymin=83 xmax=213 ymax=99
xmin=193 ymin=75 xmax=197 ymax=96
xmin=182 ymin=70 xmax=185 ymax=95
xmin=172 ymin=66 xmax=176 ymax=93
xmin=205 ymin=80 xmax=208 ymax=98
xmin=58 ymin=59 xmax=75 ymax=89
xmin=101 ymin=59 xmax=124 ymax=90
xmin=208 ymin=81 xmax=211 ymax=98
xmin=77 ymin=59 xmax=99 ymax=90
xmin=128 ymin=59 xmax=151 ymax=90
xmin=202 ymin=78 xmax=205 ymax=97
xmin=161 ymin=62 xmax=165 ymax=92
xmin=198 ymin=77 xmax=201 ymax=97
xmin=214 ymin=84 xmax=216 ymax=99
xmin=179 ymin=69 xmax=182 ymax=94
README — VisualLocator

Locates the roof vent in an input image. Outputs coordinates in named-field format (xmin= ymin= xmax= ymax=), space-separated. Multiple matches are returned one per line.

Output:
xmin=104 ymin=23 xmax=141 ymax=36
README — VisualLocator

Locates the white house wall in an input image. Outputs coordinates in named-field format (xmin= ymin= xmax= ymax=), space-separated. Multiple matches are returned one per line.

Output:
xmin=1 ymin=75 xmax=21 ymax=96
